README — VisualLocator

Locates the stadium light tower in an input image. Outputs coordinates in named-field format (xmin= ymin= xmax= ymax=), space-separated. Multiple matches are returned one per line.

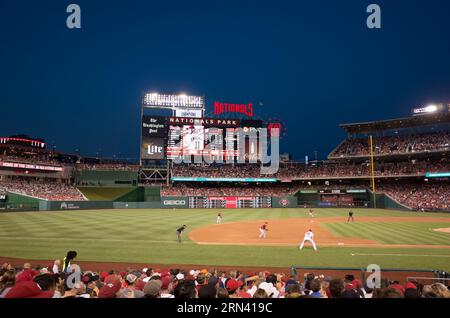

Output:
xmin=425 ymin=104 xmax=438 ymax=113
xmin=369 ymin=135 xmax=376 ymax=208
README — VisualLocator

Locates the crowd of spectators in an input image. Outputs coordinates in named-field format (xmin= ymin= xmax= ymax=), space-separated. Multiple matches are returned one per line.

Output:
xmin=0 ymin=179 xmax=86 ymax=201
xmin=329 ymin=132 xmax=450 ymax=158
xmin=1 ymin=260 xmax=448 ymax=299
xmin=0 ymin=153 xmax=61 ymax=167
xmin=379 ymin=182 xmax=450 ymax=211
xmin=75 ymin=163 xmax=140 ymax=171
xmin=1 ymin=148 xmax=139 ymax=171
xmin=172 ymin=159 xmax=450 ymax=180
xmin=172 ymin=164 xmax=264 ymax=178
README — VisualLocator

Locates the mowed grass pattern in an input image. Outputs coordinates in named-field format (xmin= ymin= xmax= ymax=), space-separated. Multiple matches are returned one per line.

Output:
xmin=1 ymin=208 xmax=450 ymax=271
xmin=324 ymin=222 xmax=450 ymax=245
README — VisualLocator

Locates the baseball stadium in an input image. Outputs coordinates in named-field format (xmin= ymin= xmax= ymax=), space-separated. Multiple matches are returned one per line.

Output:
xmin=2 ymin=0 xmax=450 ymax=301
xmin=1 ymin=95 xmax=450 ymax=299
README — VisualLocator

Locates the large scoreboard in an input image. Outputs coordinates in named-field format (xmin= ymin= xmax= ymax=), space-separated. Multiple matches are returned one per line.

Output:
xmin=141 ymin=116 xmax=263 ymax=162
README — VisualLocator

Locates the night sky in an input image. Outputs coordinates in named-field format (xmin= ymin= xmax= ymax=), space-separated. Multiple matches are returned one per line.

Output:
xmin=1 ymin=0 xmax=450 ymax=160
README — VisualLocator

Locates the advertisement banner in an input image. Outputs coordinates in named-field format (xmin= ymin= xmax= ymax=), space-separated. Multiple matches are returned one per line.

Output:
xmin=175 ymin=109 xmax=202 ymax=118
xmin=272 ymin=196 xmax=297 ymax=208
xmin=168 ymin=117 xmax=240 ymax=128
xmin=0 ymin=161 xmax=63 ymax=172
xmin=214 ymin=101 xmax=254 ymax=117
xmin=346 ymin=189 xmax=367 ymax=193
xmin=225 ymin=197 xmax=237 ymax=208
xmin=425 ymin=172 xmax=450 ymax=178
xmin=141 ymin=137 xmax=165 ymax=159
xmin=160 ymin=196 xmax=189 ymax=208
xmin=40 ymin=201 xmax=114 ymax=211
xmin=142 ymin=115 xmax=167 ymax=138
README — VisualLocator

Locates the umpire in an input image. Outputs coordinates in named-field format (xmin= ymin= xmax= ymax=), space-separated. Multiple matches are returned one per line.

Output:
xmin=177 ymin=225 xmax=187 ymax=243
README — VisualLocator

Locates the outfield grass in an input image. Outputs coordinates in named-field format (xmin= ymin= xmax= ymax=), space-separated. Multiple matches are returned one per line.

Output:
xmin=0 ymin=208 xmax=449 ymax=271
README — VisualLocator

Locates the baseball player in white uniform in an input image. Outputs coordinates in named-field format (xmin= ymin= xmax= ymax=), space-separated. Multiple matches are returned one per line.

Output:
xmin=299 ymin=229 xmax=317 ymax=251
xmin=216 ymin=212 xmax=222 ymax=224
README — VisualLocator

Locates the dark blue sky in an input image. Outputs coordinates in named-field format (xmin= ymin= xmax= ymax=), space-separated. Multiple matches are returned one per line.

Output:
xmin=1 ymin=0 xmax=450 ymax=160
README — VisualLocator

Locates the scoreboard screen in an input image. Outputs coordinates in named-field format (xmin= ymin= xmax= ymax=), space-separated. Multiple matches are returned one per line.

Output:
xmin=166 ymin=117 xmax=261 ymax=161
xmin=141 ymin=115 xmax=263 ymax=162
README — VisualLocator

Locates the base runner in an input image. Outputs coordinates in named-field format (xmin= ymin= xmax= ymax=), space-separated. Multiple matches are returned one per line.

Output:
xmin=259 ymin=222 xmax=269 ymax=239
xmin=299 ymin=229 xmax=317 ymax=251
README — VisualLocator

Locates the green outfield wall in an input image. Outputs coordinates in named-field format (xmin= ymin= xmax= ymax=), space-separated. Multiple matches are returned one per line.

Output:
xmin=39 ymin=201 xmax=114 ymax=211
xmin=75 ymin=170 xmax=138 ymax=187
xmin=3 ymin=192 xmax=40 ymax=210
xmin=271 ymin=196 xmax=298 ymax=208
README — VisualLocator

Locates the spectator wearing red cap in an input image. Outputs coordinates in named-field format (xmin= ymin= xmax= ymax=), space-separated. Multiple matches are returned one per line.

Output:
xmin=98 ymin=275 xmax=122 ymax=299
xmin=82 ymin=273 xmax=100 ymax=298
xmin=226 ymin=279 xmax=243 ymax=298
xmin=99 ymin=271 xmax=109 ymax=282
xmin=160 ymin=275 xmax=174 ymax=298
xmin=389 ymin=282 xmax=405 ymax=296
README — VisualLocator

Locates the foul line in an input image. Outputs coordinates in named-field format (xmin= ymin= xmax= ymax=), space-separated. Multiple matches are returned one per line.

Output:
xmin=0 ymin=236 xmax=194 ymax=245
xmin=351 ymin=253 xmax=450 ymax=258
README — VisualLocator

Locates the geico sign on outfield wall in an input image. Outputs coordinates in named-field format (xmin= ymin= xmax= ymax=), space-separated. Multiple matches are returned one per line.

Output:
xmin=163 ymin=200 xmax=186 ymax=206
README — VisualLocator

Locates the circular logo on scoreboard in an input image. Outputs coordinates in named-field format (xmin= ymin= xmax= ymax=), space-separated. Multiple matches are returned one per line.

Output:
xmin=279 ymin=198 xmax=290 ymax=207
xmin=264 ymin=117 xmax=287 ymax=140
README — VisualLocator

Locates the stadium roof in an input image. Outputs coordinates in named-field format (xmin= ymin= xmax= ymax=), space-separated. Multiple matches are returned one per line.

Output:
xmin=340 ymin=112 xmax=450 ymax=134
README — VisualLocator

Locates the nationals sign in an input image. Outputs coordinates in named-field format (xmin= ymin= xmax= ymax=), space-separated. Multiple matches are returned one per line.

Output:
xmin=214 ymin=101 xmax=253 ymax=117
